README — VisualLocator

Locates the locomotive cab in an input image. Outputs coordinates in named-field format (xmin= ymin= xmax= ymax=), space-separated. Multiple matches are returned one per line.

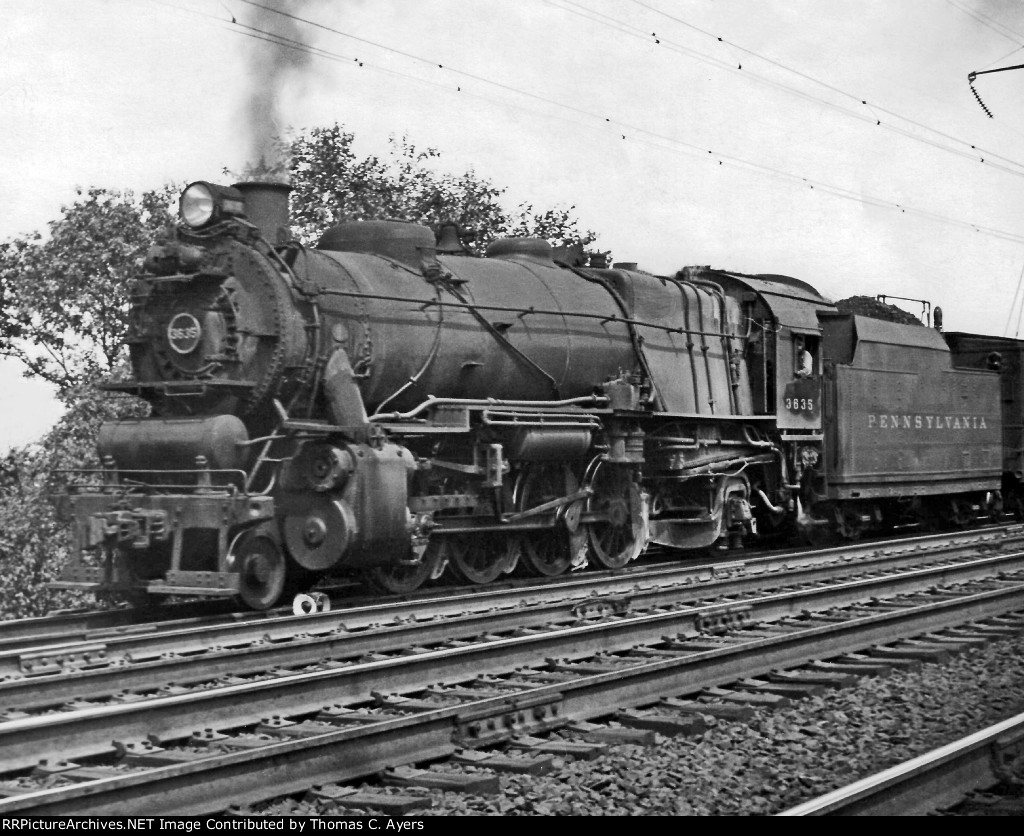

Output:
xmin=685 ymin=270 xmax=835 ymax=537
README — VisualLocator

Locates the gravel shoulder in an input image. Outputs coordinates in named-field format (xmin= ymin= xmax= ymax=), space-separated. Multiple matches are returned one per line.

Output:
xmin=415 ymin=633 xmax=1024 ymax=815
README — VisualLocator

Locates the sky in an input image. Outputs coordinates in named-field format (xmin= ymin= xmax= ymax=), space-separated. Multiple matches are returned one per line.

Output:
xmin=4 ymin=0 xmax=1024 ymax=449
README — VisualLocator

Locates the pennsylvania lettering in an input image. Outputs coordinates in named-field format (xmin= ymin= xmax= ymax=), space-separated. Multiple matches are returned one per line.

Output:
xmin=867 ymin=414 xmax=989 ymax=430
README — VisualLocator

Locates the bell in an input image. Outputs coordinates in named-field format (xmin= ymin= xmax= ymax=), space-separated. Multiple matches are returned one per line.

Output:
xmin=435 ymin=222 xmax=465 ymax=254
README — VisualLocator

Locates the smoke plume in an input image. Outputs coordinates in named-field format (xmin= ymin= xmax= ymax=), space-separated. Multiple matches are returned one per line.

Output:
xmin=240 ymin=1 xmax=316 ymax=180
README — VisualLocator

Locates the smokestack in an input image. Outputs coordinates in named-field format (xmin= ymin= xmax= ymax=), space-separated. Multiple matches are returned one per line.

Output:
xmin=233 ymin=180 xmax=292 ymax=244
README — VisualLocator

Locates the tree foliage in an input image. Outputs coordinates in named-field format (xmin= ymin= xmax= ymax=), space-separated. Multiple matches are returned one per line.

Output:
xmin=286 ymin=125 xmax=600 ymax=254
xmin=0 ymin=187 xmax=177 ymax=392
xmin=0 ymin=390 xmax=147 ymax=618
xmin=0 ymin=188 xmax=169 ymax=617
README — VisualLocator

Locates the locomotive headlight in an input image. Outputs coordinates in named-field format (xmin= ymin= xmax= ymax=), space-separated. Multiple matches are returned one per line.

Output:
xmin=179 ymin=182 xmax=246 ymax=229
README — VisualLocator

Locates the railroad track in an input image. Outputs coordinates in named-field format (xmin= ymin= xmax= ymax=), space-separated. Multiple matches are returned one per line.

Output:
xmin=1 ymin=527 xmax=1020 ymax=712
xmin=6 ymin=522 xmax=1015 ymax=651
xmin=6 ymin=525 xmax=1019 ymax=655
xmin=0 ymin=598 xmax=244 ymax=651
xmin=777 ymin=711 xmax=1024 ymax=815
xmin=1 ymin=528 xmax=1024 ymax=813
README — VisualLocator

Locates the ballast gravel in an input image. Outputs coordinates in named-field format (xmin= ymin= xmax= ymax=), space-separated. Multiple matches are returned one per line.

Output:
xmin=260 ymin=631 xmax=1024 ymax=816
xmin=409 ymin=632 xmax=1024 ymax=815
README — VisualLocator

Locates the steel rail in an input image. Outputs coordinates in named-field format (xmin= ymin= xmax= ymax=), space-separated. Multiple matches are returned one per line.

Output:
xmin=0 ymin=601 xmax=244 ymax=651
xmin=1 ymin=586 xmax=1022 ymax=814
xmin=2 ymin=526 xmax=1014 ymax=661
xmin=0 ymin=557 xmax=1019 ymax=774
xmin=3 ymin=550 xmax=1023 ymax=712
xmin=0 ymin=533 xmax=1012 ymax=681
xmin=776 ymin=711 xmax=1024 ymax=815
xmin=4 ymin=526 xmax=1017 ymax=654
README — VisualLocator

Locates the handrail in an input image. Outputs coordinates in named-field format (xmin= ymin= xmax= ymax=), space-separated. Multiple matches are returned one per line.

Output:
xmin=369 ymin=394 xmax=609 ymax=423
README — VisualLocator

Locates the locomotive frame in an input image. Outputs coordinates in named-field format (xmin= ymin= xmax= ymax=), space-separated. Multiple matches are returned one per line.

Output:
xmin=52 ymin=180 xmax=1011 ymax=609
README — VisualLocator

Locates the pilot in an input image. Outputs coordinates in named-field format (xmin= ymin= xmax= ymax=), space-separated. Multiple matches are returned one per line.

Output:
xmin=794 ymin=335 xmax=814 ymax=378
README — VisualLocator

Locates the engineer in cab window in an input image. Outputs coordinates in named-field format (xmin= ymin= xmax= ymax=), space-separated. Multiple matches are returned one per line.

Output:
xmin=794 ymin=335 xmax=814 ymax=378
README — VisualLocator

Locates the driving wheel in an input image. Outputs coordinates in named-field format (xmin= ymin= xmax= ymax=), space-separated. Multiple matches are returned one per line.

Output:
xmin=443 ymin=534 xmax=512 ymax=585
xmin=364 ymin=542 xmax=443 ymax=595
xmin=515 ymin=462 xmax=586 ymax=577
xmin=586 ymin=462 xmax=642 ymax=569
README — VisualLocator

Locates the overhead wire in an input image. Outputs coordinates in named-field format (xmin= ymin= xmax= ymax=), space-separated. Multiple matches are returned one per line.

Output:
xmin=249 ymin=0 xmax=1024 ymax=180
xmin=155 ymin=0 xmax=1024 ymax=246
xmin=552 ymin=0 xmax=1024 ymax=153
xmin=979 ymin=43 xmax=1024 ymax=72
xmin=945 ymin=0 xmax=1024 ymax=45
xmin=148 ymin=0 xmax=578 ymax=115
xmin=576 ymin=0 xmax=1024 ymax=177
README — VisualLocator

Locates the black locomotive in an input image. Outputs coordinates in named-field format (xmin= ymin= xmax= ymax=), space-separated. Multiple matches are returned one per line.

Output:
xmin=53 ymin=180 xmax=1013 ymax=609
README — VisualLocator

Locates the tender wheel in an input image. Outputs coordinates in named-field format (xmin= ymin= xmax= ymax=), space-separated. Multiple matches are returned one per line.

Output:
xmin=586 ymin=462 xmax=642 ymax=569
xmin=986 ymin=491 xmax=1004 ymax=523
xmin=1005 ymin=490 xmax=1024 ymax=522
xmin=800 ymin=524 xmax=834 ymax=548
xmin=515 ymin=463 xmax=586 ymax=577
xmin=834 ymin=505 xmax=864 ymax=540
xmin=918 ymin=497 xmax=977 ymax=531
xmin=796 ymin=500 xmax=834 ymax=547
xmin=443 ymin=534 xmax=508 ymax=585
xmin=949 ymin=497 xmax=976 ymax=529
xmin=917 ymin=497 xmax=946 ymax=531
xmin=235 ymin=533 xmax=288 ymax=610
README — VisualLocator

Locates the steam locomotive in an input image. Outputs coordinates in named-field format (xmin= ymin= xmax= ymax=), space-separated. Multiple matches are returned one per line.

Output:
xmin=53 ymin=180 xmax=1016 ymax=609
